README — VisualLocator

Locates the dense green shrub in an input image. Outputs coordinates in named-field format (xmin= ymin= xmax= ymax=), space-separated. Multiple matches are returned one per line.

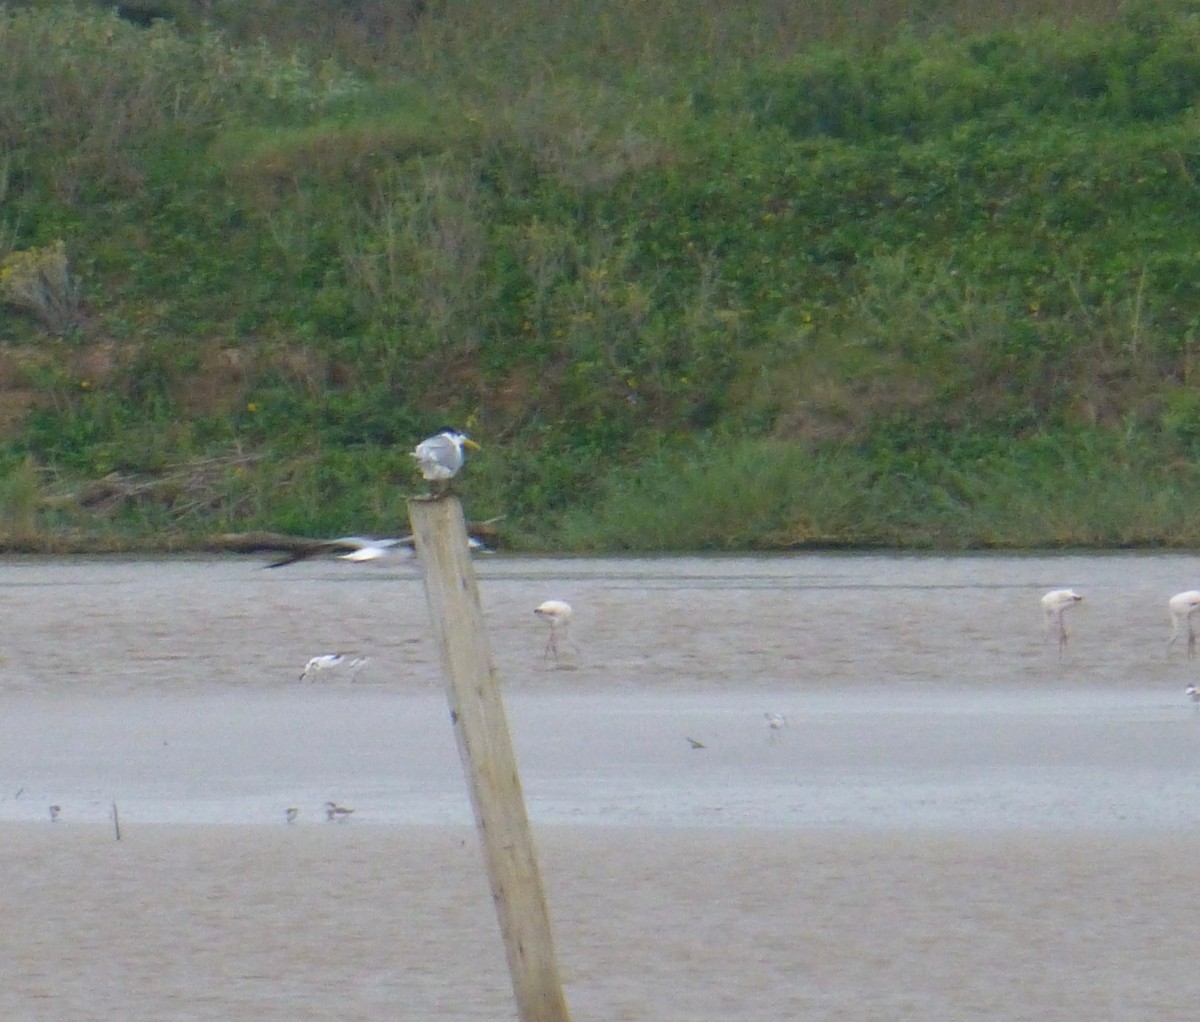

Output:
xmin=4 ymin=0 xmax=1200 ymax=550
xmin=741 ymin=6 xmax=1200 ymax=142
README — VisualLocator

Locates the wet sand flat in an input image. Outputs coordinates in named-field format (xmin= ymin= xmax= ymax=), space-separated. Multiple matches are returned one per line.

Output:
xmin=4 ymin=822 xmax=1199 ymax=1022
xmin=6 ymin=553 xmax=1200 ymax=1019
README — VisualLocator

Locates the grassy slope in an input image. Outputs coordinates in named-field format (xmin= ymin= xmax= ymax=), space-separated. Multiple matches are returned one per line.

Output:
xmin=3 ymin=0 xmax=1200 ymax=551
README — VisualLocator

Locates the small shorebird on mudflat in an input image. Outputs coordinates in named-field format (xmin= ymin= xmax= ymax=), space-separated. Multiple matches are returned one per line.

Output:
xmin=299 ymin=654 xmax=369 ymax=682
xmin=764 ymin=712 xmax=787 ymax=743
xmin=325 ymin=801 xmax=354 ymax=822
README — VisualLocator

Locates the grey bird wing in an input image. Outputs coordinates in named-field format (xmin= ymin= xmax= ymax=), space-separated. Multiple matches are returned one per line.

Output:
xmin=264 ymin=536 xmax=412 ymax=568
xmin=213 ymin=525 xmax=495 ymax=565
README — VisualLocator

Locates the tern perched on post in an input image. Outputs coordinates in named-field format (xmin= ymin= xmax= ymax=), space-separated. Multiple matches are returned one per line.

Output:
xmin=411 ymin=427 xmax=481 ymax=496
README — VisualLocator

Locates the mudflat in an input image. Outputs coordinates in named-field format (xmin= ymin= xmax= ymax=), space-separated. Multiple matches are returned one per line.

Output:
xmin=5 ymin=553 xmax=1200 ymax=1019
xmin=4 ymin=822 xmax=1199 ymax=1021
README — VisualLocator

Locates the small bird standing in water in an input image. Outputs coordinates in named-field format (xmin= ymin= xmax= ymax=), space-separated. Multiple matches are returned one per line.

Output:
xmin=325 ymin=801 xmax=354 ymax=822
xmin=764 ymin=712 xmax=787 ymax=743
xmin=1041 ymin=589 xmax=1083 ymax=660
xmin=411 ymin=427 xmax=481 ymax=497
xmin=285 ymin=807 xmax=299 ymax=824
xmin=299 ymin=653 xmax=368 ymax=682
xmin=48 ymin=805 xmax=61 ymax=822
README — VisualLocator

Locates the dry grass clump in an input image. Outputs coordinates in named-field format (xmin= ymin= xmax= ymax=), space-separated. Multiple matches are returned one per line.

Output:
xmin=0 ymin=241 xmax=82 ymax=335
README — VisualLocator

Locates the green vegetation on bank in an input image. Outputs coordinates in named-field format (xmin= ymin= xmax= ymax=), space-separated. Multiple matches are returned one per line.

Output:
xmin=3 ymin=0 xmax=1200 ymax=551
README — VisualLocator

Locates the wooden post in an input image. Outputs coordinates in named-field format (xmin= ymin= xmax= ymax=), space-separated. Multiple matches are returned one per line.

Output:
xmin=408 ymin=496 xmax=572 ymax=1022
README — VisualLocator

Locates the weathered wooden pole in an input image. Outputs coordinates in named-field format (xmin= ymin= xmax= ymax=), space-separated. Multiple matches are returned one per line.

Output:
xmin=408 ymin=495 xmax=572 ymax=1022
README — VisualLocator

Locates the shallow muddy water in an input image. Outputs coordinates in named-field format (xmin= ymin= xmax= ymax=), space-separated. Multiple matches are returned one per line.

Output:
xmin=2 ymin=551 xmax=1200 ymax=829
xmin=4 ymin=552 xmax=1200 ymax=1020
xmin=1 ymin=550 xmax=1198 ymax=696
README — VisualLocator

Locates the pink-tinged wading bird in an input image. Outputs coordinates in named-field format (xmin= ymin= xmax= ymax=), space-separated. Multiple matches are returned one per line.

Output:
xmin=1041 ymin=589 xmax=1083 ymax=660
xmin=534 ymin=600 xmax=573 ymax=663
xmin=1169 ymin=591 xmax=1200 ymax=660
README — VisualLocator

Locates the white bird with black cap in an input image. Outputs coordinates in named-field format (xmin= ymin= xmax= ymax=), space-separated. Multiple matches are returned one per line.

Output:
xmin=299 ymin=653 xmax=369 ymax=682
xmin=412 ymin=427 xmax=481 ymax=496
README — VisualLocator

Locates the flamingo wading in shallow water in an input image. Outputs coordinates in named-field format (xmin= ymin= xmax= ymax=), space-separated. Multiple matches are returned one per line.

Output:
xmin=534 ymin=600 xmax=573 ymax=663
xmin=1169 ymin=590 xmax=1200 ymax=659
xmin=1041 ymin=589 xmax=1083 ymax=660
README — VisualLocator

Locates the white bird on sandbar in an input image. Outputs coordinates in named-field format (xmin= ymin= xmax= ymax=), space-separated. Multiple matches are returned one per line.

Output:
xmin=299 ymin=653 xmax=369 ymax=682
xmin=764 ymin=712 xmax=788 ymax=745
xmin=534 ymin=600 xmax=573 ymax=663
xmin=1041 ymin=588 xmax=1083 ymax=660
xmin=1169 ymin=591 xmax=1200 ymax=660
xmin=411 ymin=427 xmax=481 ymax=495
